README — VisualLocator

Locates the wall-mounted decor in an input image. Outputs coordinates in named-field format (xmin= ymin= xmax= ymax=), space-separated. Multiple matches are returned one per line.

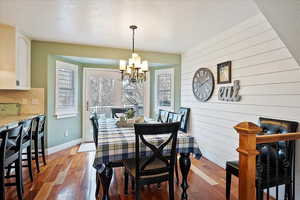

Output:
xmin=192 ymin=68 xmax=214 ymax=102
xmin=218 ymin=80 xmax=241 ymax=102
xmin=217 ymin=61 xmax=232 ymax=84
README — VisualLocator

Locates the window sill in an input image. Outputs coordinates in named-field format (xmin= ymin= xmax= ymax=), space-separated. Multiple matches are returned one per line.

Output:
xmin=55 ymin=113 xmax=78 ymax=119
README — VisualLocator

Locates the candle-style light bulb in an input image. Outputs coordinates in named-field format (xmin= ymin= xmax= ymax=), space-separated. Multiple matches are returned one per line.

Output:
xmin=141 ymin=60 xmax=149 ymax=72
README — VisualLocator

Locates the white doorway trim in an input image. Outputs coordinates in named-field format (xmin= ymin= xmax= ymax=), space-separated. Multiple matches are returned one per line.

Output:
xmin=82 ymin=67 xmax=151 ymax=142
xmin=154 ymin=68 xmax=175 ymax=115
xmin=82 ymin=67 xmax=120 ymax=142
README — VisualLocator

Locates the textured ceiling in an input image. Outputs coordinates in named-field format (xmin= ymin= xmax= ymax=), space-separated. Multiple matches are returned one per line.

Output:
xmin=0 ymin=0 xmax=259 ymax=53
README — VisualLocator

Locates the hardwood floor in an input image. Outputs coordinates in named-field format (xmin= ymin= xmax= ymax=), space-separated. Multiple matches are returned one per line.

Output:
xmin=6 ymin=145 xmax=239 ymax=200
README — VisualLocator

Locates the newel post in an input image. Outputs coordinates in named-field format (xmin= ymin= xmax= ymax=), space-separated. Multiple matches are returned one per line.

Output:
xmin=234 ymin=122 xmax=262 ymax=200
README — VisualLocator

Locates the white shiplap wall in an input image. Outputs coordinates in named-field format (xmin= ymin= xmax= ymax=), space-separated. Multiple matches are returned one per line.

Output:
xmin=181 ymin=13 xmax=300 ymax=177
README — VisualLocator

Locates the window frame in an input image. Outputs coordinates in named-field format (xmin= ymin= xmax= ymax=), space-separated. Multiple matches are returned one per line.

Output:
xmin=154 ymin=68 xmax=175 ymax=113
xmin=55 ymin=61 xmax=79 ymax=119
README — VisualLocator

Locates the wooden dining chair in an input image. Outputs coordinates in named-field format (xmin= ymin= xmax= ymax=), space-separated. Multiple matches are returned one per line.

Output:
xmin=0 ymin=124 xmax=24 ymax=200
xmin=32 ymin=115 xmax=47 ymax=172
xmin=167 ymin=112 xmax=183 ymax=123
xmin=111 ymin=107 xmax=131 ymax=118
xmin=178 ymin=107 xmax=190 ymax=133
xmin=123 ymin=122 xmax=180 ymax=200
xmin=157 ymin=109 xmax=169 ymax=123
xmin=90 ymin=113 xmax=125 ymax=198
xmin=166 ymin=111 xmax=183 ymax=184
xmin=22 ymin=118 xmax=37 ymax=181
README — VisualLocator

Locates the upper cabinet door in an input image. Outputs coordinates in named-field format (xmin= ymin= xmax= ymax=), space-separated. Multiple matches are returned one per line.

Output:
xmin=0 ymin=24 xmax=31 ymax=90
xmin=0 ymin=24 xmax=16 ymax=89
xmin=16 ymin=32 xmax=31 ymax=90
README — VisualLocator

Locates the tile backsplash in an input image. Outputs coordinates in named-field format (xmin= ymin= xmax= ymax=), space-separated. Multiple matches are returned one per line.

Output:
xmin=0 ymin=88 xmax=44 ymax=115
xmin=0 ymin=103 xmax=20 ymax=115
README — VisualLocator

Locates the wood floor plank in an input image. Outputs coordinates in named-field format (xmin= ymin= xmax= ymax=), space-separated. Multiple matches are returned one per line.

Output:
xmin=6 ymin=145 xmax=239 ymax=200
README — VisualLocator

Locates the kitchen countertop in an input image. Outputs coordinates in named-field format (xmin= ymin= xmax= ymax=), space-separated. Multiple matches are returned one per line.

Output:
xmin=0 ymin=114 xmax=42 ymax=130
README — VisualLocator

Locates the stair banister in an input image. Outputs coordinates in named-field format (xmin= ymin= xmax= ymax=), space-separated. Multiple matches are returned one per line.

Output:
xmin=235 ymin=121 xmax=300 ymax=200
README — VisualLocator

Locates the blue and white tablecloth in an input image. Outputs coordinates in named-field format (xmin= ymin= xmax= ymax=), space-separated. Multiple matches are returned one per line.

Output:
xmin=93 ymin=119 xmax=202 ymax=168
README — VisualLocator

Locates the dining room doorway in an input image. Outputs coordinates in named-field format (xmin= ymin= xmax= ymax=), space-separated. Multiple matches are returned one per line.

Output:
xmin=82 ymin=68 xmax=150 ymax=142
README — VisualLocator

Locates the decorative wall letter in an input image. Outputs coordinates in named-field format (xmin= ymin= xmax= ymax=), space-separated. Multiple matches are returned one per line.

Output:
xmin=218 ymin=80 xmax=241 ymax=102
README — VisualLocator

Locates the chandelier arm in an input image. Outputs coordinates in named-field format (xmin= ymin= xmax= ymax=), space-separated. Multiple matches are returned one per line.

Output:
xmin=132 ymin=27 xmax=135 ymax=53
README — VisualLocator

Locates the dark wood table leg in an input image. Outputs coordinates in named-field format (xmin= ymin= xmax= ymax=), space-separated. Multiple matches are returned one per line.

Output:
xmin=179 ymin=153 xmax=191 ymax=200
xmin=99 ymin=164 xmax=113 ymax=200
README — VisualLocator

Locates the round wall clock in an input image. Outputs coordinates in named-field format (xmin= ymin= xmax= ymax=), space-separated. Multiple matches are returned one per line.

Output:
xmin=192 ymin=68 xmax=215 ymax=102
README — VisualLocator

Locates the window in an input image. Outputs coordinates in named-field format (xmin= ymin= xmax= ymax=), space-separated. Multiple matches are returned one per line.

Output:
xmin=55 ymin=61 xmax=78 ymax=119
xmin=155 ymin=68 xmax=174 ymax=113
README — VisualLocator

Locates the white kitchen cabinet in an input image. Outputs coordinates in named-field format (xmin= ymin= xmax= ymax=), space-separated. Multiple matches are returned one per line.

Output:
xmin=0 ymin=24 xmax=31 ymax=90
xmin=16 ymin=32 xmax=31 ymax=90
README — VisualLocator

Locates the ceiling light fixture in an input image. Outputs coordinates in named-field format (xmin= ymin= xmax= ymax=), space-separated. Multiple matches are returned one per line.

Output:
xmin=119 ymin=25 xmax=148 ymax=83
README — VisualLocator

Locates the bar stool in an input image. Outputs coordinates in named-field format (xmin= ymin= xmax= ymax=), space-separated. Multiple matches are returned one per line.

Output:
xmin=21 ymin=118 xmax=35 ymax=181
xmin=32 ymin=115 xmax=47 ymax=172
xmin=0 ymin=124 xmax=24 ymax=200
xmin=6 ymin=118 xmax=35 ymax=184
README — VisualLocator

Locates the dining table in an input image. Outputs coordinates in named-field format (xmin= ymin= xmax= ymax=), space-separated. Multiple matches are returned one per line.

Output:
xmin=93 ymin=118 xmax=202 ymax=200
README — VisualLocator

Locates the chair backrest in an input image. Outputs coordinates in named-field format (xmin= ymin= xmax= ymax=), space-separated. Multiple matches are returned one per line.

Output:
xmin=134 ymin=122 xmax=180 ymax=178
xmin=178 ymin=107 xmax=190 ymax=133
xmin=0 ymin=124 xmax=23 ymax=167
xmin=167 ymin=112 xmax=183 ymax=123
xmin=36 ymin=115 xmax=46 ymax=134
xmin=90 ymin=113 xmax=99 ymax=147
xmin=257 ymin=117 xmax=298 ymax=183
xmin=111 ymin=107 xmax=131 ymax=118
xmin=157 ymin=109 xmax=169 ymax=123
xmin=19 ymin=118 xmax=34 ymax=141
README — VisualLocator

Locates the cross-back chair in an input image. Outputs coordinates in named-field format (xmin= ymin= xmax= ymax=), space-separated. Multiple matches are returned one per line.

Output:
xmin=0 ymin=124 xmax=24 ymax=200
xmin=32 ymin=115 xmax=47 ymax=173
xmin=123 ymin=122 xmax=180 ymax=200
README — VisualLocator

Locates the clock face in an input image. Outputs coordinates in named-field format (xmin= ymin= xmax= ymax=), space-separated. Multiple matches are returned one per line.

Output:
xmin=192 ymin=68 xmax=215 ymax=102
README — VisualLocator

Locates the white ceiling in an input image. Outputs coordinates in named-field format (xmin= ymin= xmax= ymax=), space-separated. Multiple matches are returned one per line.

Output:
xmin=0 ymin=0 xmax=259 ymax=53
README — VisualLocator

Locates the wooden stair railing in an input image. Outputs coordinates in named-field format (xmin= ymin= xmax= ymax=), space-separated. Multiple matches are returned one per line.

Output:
xmin=234 ymin=122 xmax=300 ymax=200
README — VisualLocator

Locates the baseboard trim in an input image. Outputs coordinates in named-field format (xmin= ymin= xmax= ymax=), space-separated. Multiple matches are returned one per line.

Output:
xmin=46 ymin=138 xmax=82 ymax=155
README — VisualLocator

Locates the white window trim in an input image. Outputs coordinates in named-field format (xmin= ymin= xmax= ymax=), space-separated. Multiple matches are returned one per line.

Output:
xmin=55 ymin=61 xmax=79 ymax=119
xmin=154 ymin=68 xmax=175 ymax=114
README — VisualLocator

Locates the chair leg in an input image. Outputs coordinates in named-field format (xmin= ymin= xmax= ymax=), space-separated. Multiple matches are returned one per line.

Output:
xmin=6 ymin=164 xmax=12 ymax=178
xmin=175 ymin=156 xmax=179 ymax=185
xmin=169 ymin=175 xmax=175 ymax=200
xmin=135 ymin=180 xmax=140 ymax=200
xmin=15 ymin=159 xmax=23 ymax=200
xmin=41 ymin=136 xmax=47 ymax=165
xmin=256 ymin=187 xmax=264 ymax=200
xmin=124 ymin=170 xmax=129 ymax=194
xmin=0 ymin=165 xmax=5 ymax=200
xmin=95 ymin=172 xmax=100 ymax=198
xmin=34 ymin=139 xmax=40 ymax=172
xmin=27 ymin=146 xmax=33 ymax=181
xmin=226 ymin=170 xmax=232 ymax=200
xmin=285 ymin=183 xmax=292 ymax=200
xmin=131 ymin=177 xmax=135 ymax=191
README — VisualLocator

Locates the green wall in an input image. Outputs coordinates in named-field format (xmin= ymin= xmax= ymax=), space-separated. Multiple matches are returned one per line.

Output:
xmin=31 ymin=41 xmax=181 ymax=148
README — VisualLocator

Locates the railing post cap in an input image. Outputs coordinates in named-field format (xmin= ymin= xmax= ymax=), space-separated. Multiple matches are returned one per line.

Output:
xmin=234 ymin=122 xmax=262 ymax=134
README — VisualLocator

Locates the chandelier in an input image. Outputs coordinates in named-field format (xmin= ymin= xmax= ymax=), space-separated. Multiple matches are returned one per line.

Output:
xmin=119 ymin=25 xmax=148 ymax=83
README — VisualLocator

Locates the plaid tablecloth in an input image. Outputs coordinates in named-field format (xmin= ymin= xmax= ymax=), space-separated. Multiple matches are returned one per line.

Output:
xmin=93 ymin=119 xmax=202 ymax=168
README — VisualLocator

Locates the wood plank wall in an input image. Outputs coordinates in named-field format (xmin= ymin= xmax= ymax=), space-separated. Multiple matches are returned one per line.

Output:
xmin=181 ymin=13 xmax=300 ymax=197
